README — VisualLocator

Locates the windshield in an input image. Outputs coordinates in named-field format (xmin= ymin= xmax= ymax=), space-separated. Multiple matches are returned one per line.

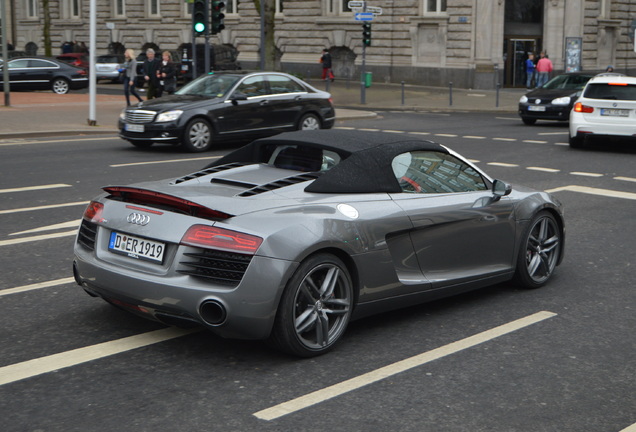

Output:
xmin=176 ymin=73 xmax=241 ymax=98
xmin=542 ymin=74 xmax=593 ymax=90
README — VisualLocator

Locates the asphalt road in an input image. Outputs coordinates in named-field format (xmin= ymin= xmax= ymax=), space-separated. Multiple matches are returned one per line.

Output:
xmin=1 ymin=112 xmax=635 ymax=432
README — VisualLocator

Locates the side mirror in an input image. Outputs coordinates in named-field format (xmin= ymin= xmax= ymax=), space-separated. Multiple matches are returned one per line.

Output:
xmin=492 ymin=179 xmax=512 ymax=197
xmin=230 ymin=92 xmax=248 ymax=106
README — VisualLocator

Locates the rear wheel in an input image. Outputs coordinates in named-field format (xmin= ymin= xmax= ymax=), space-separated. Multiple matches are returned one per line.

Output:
xmin=514 ymin=212 xmax=562 ymax=289
xmin=298 ymin=113 xmax=321 ymax=130
xmin=270 ymin=253 xmax=353 ymax=357
xmin=52 ymin=78 xmax=70 ymax=94
xmin=182 ymin=118 xmax=212 ymax=152
xmin=521 ymin=117 xmax=536 ymax=125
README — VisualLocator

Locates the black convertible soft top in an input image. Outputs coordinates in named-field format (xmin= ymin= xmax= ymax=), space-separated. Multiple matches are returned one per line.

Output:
xmin=207 ymin=130 xmax=448 ymax=194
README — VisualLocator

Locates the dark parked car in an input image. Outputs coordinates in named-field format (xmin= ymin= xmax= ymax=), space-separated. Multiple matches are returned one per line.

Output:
xmin=518 ymin=72 xmax=595 ymax=125
xmin=56 ymin=52 xmax=89 ymax=70
xmin=0 ymin=57 xmax=88 ymax=94
xmin=73 ymin=130 xmax=565 ymax=357
xmin=118 ymin=71 xmax=335 ymax=152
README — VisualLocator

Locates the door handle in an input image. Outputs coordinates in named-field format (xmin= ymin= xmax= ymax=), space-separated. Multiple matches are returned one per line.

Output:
xmin=259 ymin=100 xmax=269 ymax=105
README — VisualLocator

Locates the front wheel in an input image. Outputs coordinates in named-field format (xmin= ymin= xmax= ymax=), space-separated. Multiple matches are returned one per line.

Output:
xmin=514 ymin=212 xmax=562 ymax=289
xmin=52 ymin=78 xmax=70 ymax=94
xmin=270 ymin=254 xmax=353 ymax=357
xmin=298 ymin=113 xmax=321 ymax=131
xmin=182 ymin=118 xmax=212 ymax=152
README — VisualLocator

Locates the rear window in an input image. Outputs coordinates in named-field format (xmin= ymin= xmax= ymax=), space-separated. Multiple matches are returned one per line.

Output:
xmin=583 ymin=83 xmax=636 ymax=101
xmin=97 ymin=55 xmax=124 ymax=63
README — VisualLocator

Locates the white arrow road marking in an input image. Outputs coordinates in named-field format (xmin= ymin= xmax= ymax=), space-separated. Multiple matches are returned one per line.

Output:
xmin=0 ymin=231 xmax=77 ymax=247
xmin=546 ymin=185 xmax=636 ymax=200
xmin=254 ymin=311 xmax=557 ymax=421
xmin=0 ymin=277 xmax=75 ymax=297
xmin=10 ymin=220 xmax=81 ymax=236
xmin=0 ymin=201 xmax=89 ymax=215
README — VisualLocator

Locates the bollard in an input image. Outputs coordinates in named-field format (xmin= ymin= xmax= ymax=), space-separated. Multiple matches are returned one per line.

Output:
xmin=449 ymin=82 xmax=453 ymax=106
xmin=496 ymin=82 xmax=500 ymax=108
xmin=401 ymin=81 xmax=405 ymax=106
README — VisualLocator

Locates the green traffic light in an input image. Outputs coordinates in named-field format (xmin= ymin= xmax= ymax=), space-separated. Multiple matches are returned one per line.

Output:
xmin=194 ymin=22 xmax=206 ymax=33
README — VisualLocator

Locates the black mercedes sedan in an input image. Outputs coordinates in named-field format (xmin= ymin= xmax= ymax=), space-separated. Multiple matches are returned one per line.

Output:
xmin=118 ymin=71 xmax=335 ymax=152
xmin=518 ymin=72 xmax=595 ymax=125
xmin=0 ymin=56 xmax=89 ymax=94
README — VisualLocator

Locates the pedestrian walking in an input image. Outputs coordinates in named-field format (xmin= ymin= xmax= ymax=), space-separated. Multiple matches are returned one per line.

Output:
xmin=143 ymin=48 xmax=162 ymax=100
xmin=122 ymin=48 xmax=143 ymax=106
xmin=156 ymin=51 xmax=177 ymax=97
xmin=525 ymin=53 xmax=535 ymax=89
xmin=535 ymin=51 xmax=553 ymax=88
xmin=320 ymin=48 xmax=335 ymax=82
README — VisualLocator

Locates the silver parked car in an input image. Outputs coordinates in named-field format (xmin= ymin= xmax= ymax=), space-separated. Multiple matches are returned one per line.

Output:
xmin=73 ymin=130 xmax=565 ymax=357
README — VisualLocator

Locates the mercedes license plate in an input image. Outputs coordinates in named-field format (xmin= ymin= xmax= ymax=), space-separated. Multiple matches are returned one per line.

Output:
xmin=125 ymin=123 xmax=145 ymax=132
xmin=600 ymin=108 xmax=629 ymax=117
xmin=109 ymin=231 xmax=165 ymax=263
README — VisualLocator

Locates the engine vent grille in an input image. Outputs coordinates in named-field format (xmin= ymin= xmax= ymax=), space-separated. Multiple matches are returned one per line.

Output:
xmin=172 ymin=162 xmax=249 ymax=184
xmin=77 ymin=220 xmax=97 ymax=251
xmin=124 ymin=110 xmax=157 ymax=123
xmin=239 ymin=172 xmax=320 ymax=197
xmin=178 ymin=249 xmax=253 ymax=286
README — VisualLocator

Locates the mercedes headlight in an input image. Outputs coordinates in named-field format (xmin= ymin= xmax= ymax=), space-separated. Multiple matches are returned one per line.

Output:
xmin=156 ymin=110 xmax=184 ymax=122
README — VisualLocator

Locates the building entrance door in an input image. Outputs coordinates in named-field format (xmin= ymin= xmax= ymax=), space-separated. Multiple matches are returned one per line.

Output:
xmin=504 ymin=38 xmax=539 ymax=88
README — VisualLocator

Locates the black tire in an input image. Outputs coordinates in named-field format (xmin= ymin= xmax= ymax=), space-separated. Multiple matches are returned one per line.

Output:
xmin=298 ymin=113 xmax=321 ymax=131
xmin=569 ymin=133 xmax=584 ymax=149
xmin=513 ymin=212 xmax=562 ymax=289
xmin=130 ymin=141 xmax=154 ymax=149
xmin=52 ymin=78 xmax=70 ymax=94
xmin=270 ymin=253 xmax=353 ymax=357
xmin=182 ymin=118 xmax=213 ymax=152
xmin=521 ymin=117 xmax=537 ymax=125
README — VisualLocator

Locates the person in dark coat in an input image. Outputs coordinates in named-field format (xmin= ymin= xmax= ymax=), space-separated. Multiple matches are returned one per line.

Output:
xmin=320 ymin=48 xmax=335 ymax=82
xmin=143 ymin=48 xmax=161 ymax=99
xmin=156 ymin=51 xmax=177 ymax=97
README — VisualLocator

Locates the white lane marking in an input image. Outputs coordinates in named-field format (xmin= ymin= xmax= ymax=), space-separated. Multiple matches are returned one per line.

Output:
xmin=554 ymin=142 xmax=569 ymax=146
xmin=0 ymin=230 xmax=77 ymax=247
xmin=254 ymin=311 xmax=557 ymax=421
xmin=334 ymin=126 xmax=356 ymax=130
xmin=434 ymin=133 xmax=457 ymax=137
xmin=487 ymin=162 xmax=519 ymax=167
xmin=620 ymin=423 xmax=636 ymax=432
xmin=358 ymin=128 xmax=380 ymax=132
xmin=522 ymin=140 xmax=548 ymax=144
xmin=10 ymin=220 xmax=81 ymax=236
xmin=0 ymin=327 xmax=200 ymax=386
xmin=615 ymin=176 xmax=636 ymax=183
xmin=496 ymin=117 xmax=519 ymax=121
xmin=0 ymin=136 xmax=117 ymax=147
xmin=546 ymin=185 xmax=636 ymax=200
xmin=408 ymin=132 xmax=431 ymax=136
xmin=463 ymin=136 xmax=486 ymax=140
xmin=110 ymin=156 xmax=220 ymax=168
xmin=467 ymin=93 xmax=486 ymax=97
xmin=0 ymin=277 xmax=75 ymax=297
xmin=569 ymin=172 xmax=603 ymax=178
xmin=0 ymin=184 xmax=71 ymax=194
xmin=527 ymin=166 xmax=560 ymax=173
xmin=0 ymin=201 xmax=88 ymax=215
xmin=493 ymin=137 xmax=517 ymax=142
xmin=538 ymin=132 xmax=568 ymax=135
xmin=382 ymin=130 xmax=406 ymax=134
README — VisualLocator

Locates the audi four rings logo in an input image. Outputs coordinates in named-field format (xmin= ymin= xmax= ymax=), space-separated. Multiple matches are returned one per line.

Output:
xmin=127 ymin=213 xmax=151 ymax=225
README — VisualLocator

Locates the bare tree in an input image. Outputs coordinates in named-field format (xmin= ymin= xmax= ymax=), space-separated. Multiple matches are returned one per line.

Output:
xmin=43 ymin=0 xmax=52 ymax=56
xmin=252 ymin=0 xmax=277 ymax=70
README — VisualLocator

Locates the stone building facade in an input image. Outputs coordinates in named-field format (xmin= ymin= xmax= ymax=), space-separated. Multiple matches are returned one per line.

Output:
xmin=6 ymin=0 xmax=636 ymax=89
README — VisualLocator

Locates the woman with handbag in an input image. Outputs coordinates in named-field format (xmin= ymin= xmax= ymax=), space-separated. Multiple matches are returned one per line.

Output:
xmin=157 ymin=51 xmax=177 ymax=97
xmin=121 ymin=49 xmax=143 ymax=106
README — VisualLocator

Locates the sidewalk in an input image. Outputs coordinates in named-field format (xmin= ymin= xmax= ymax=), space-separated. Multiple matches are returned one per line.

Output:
xmin=0 ymin=81 xmax=525 ymax=139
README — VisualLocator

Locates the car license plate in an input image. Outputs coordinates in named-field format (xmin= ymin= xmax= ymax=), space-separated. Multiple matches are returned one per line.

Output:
xmin=600 ymin=108 xmax=629 ymax=117
xmin=108 ymin=231 xmax=165 ymax=263
xmin=528 ymin=105 xmax=546 ymax=112
xmin=125 ymin=123 xmax=145 ymax=133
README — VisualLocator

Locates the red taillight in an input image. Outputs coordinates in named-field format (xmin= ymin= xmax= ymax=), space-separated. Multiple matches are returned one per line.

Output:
xmin=573 ymin=102 xmax=594 ymax=113
xmin=83 ymin=201 xmax=104 ymax=223
xmin=77 ymin=69 xmax=87 ymax=76
xmin=608 ymin=82 xmax=628 ymax=86
xmin=181 ymin=225 xmax=263 ymax=254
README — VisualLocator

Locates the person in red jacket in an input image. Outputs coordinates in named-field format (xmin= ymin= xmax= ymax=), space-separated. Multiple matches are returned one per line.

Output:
xmin=535 ymin=51 xmax=553 ymax=88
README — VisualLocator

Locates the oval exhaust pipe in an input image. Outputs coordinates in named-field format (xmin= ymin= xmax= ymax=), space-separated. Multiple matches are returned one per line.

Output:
xmin=199 ymin=300 xmax=227 ymax=326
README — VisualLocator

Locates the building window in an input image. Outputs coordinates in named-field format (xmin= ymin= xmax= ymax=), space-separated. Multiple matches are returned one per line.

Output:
xmin=113 ymin=0 xmax=126 ymax=18
xmin=424 ymin=0 xmax=447 ymax=14
xmin=148 ymin=0 xmax=160 ymax=17
xmin=276 ymin=0 xmax=284 ymax=14
xmin=71 ymin=0 xmax=80 ymax=18
xmin=26 ymin=0 xmax=38 ymax=18
xmin=326 ymin=0 xmax=352 ymax=15
xmin=225 ymin=0 xmax=237 ymax=14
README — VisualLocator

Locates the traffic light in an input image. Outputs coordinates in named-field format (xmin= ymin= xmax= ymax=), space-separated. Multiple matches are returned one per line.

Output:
xmin=192 ymin=0 xmax=209 ymax=36
xmin=362 ymin=23 xmax=372 ymax=47
xmin=211 ymin=1 xmax=226 ymax=35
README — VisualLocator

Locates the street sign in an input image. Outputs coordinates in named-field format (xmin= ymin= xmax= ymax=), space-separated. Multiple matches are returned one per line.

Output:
xmin=355 ymin=12 xmax=374 ymax=21
xmin=366 ymin=6 xmax=382 ymax=15
xmin=348 ymin=1 xmax=365 ymax=8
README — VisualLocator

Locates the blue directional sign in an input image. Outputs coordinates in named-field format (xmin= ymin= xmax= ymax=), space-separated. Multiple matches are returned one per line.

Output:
xmin=355 ymin=12 xmax=374 ymax=21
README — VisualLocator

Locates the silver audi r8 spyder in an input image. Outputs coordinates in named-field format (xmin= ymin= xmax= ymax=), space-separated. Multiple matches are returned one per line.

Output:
xmin=73 ymin=130 xmax=565 ymax=357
